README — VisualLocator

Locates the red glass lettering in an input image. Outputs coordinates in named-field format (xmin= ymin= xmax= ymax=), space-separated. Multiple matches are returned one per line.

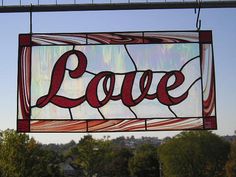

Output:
xmin=36 ymin=50 xmax=189 ymax=109
xmin=157 ymin=71 xmax=188 ymax=106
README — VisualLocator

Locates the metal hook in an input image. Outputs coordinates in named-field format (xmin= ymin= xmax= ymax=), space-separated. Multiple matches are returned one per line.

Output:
xmin=195 ymin=0 xmax=201 ymax=31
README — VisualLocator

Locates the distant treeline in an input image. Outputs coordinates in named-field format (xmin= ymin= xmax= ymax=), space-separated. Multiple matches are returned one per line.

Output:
xmin=0 ymin=129 xmax=235 ymax=177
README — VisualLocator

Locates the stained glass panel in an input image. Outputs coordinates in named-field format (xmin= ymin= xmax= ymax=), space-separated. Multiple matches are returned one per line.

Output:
xmin=17 ymin=31 xmax=217 ymax=132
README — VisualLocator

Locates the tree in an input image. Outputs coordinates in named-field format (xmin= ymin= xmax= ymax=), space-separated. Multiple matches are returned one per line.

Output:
xmin=68 ymin=135 xmax=113 ymax=177
xmin=67 ymin=135 xmax=134 ymax=177
xmin=226 ymin=140 xmax=236 ymax=177
xmin=29 ymin=143 xmax=63 ymax=177
xmin=104 ymin=147 xmax=133 ymax=177
xmin=129 ymin=144 xmax=160 ymax=177
xmin=159 ymin=131 xmax=230 ymax=177
xmin=0 ymin=129 xmax=30 ymax=177
xmin=0 ymin=129 xmax=63 ymax=177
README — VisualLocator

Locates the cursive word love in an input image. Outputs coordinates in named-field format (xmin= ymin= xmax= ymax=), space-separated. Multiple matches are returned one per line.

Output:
xmin=36 ymin=50 xmax=188 ymax=109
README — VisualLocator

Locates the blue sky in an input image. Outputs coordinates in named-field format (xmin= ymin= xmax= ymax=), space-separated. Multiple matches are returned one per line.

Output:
xmin=0 ymin=3 xmax=235 ymax=143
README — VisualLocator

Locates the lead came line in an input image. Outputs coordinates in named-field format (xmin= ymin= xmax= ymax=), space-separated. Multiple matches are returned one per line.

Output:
xmin=124 ymin=44 xmax=138 ymax=71
xmin=69 ymin=108 xmax=73 ymax=120
xmin=168 ymin=106 xmax=178 ymax=118
xmin=97 ymin=108 xmax=105 ymax=119
xmin=128 ymin=107 xmax=138 ymax=119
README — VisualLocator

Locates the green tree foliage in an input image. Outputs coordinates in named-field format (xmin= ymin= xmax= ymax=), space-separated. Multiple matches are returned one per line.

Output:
xmin=129 ymin=144 xmax=160 ymax=177
xmin=104 ymin=147 xmax=133 ymax=177
xmin=0 ymin=129 xmax=63 ymax=177
xmin=68 ymin=135 xmax=113 ymax=177
xmin=0 ymin=130 xmax=232 ymax=177
xmin=0 ymin=129 xmax=30 ymax=177
xmin=159 ymin=131 xmax=230 ymax=177
xmin=68 ymin=135 xmax=134 ymax=177
xmin=226 ymin=140 xmax=236 ymax=177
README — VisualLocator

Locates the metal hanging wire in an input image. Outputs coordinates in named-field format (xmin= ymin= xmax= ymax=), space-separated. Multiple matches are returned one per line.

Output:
xmin=30 ymin=4 xmax=32 ymax=34
xmin=195 ymin=0 xmax=202 ymax=31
